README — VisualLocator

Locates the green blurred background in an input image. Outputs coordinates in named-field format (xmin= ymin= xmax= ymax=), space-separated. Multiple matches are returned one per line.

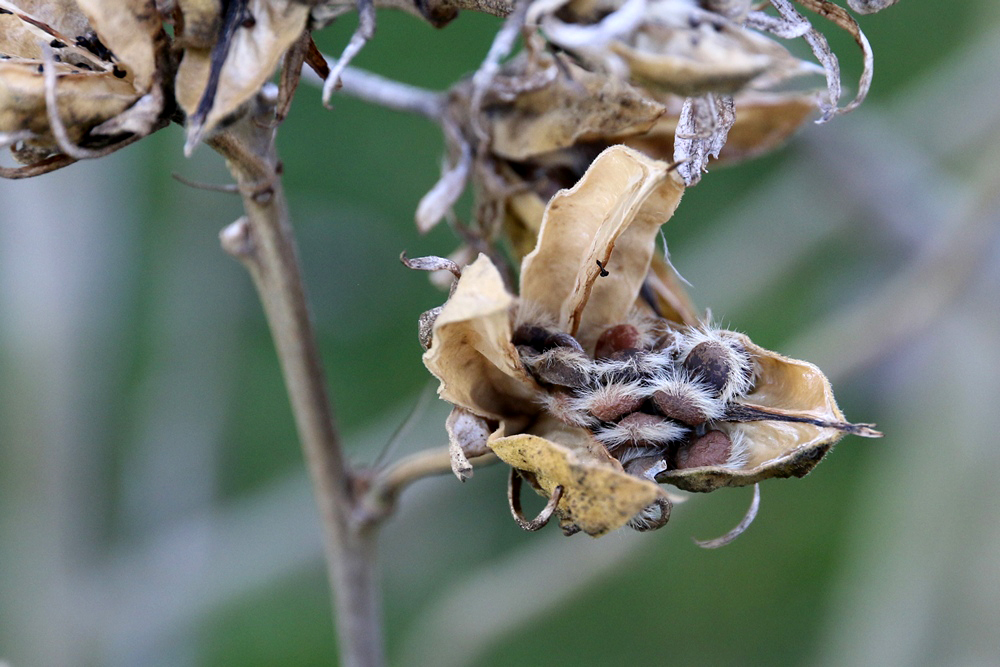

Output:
xmin=2 ymin=1 xmax=999 ymax=665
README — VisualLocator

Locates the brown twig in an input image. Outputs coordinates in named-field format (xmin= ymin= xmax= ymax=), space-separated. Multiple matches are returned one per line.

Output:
xmin=0 ymin=153 xmax=78 ymax=179
xmin=209 ymin=97 xmax=383 ymax=667
xmin=362 ymin=447 xmax=499 ymax=524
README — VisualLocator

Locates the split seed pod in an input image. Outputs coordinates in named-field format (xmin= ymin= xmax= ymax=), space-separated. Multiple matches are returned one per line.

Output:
xmin=418 ymin=145 xmax=880 ymax=538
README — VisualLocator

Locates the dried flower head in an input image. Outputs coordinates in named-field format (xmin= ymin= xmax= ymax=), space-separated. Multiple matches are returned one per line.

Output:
xmin=1 ymin=0 xmax=312 ymax=175
xmin=417 ymin=0 xmax=881 ymax=239
xmin=415 ymin=145 xmax=880 ymax=538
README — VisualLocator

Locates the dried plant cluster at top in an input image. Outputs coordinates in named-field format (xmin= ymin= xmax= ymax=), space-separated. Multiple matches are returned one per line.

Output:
xmin=419 ymin=0 xmax=881 ymax=253
xmin=0 ymin=0 xmax=315 ymax=173
xmin=414 ymin=146 xmax=880 ymax=538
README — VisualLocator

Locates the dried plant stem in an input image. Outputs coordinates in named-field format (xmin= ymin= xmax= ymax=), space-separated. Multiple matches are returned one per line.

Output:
xmin=362 ymin=447 xmax=498 ymax=523
xmin=210 ymin=108 xmax=384 ymax=667
xmin=304 ymin=64 xmax=445 ymax=120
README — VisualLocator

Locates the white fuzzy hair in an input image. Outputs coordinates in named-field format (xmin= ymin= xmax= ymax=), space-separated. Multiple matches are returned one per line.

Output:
xmin=513 ymin=302 xmax=560 ymax=333
xmin=647 ymin=367 xmax=726 ymax=423
xmin=571 ymin=380 xmax=648 ymax=421
xmin=538 ymin=390 xmax=596 ymax=428
xmin=674 ymin=325 xmax=755 ymax=402
xmin=523 ymin=346 xmax=592 ymax=378
xmin=720 ymin=427 xmax=751 ymax=470
xmin=595 ymin=416 xmax=688 ymax=450
xmin=591 ymin=349 xmax=672 ymax=384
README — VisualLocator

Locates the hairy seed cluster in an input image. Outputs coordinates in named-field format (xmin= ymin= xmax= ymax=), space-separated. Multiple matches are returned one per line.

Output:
xmin=514 ymin=319 xmax=757 ymax=480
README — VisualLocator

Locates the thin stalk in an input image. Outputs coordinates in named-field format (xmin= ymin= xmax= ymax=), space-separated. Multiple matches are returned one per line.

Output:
xmin=210 ymin=102 xmax=384 ymax=667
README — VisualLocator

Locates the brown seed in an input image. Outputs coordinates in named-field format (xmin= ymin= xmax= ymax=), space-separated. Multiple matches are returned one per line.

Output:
xmin=683 ymin=341 xmax=731 ymax=396
xmin=512 ymin=324 xmax=552 ymax=351
xmin=617 ymin=412 xmax=676 ymax=446
xmin=601 ymin=348 xmax=647 ymax=383
xmin=651 ymin=331 xmax=676 ymax=351
xmin=675 ymin=430 xmax=732 ymax=469
xmin=652 ymin=388 xmax=708 ymax=426
xmin=548 ymin=332 xmax=585 ymax=353
xmin=589 ymin=389 xmax=643 ymax=422
xmin=595 ymin=324 xmax=642 ymax=360
xmin=531 ymin=349 xmax=589 ymax=388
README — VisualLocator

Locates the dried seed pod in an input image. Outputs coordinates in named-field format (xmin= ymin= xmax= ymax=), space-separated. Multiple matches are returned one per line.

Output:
xmin=658 ymin=332 xmax=881 ymax=492
xmin=490 ymin=418 xmax=669 ymax=537
xmin=595 ymin=323 xmax=643 ymax=359
xmin=445 ymin=406 xmax=492 ymax=481
xmin=479 ymin=52 xmax=667 ymax=162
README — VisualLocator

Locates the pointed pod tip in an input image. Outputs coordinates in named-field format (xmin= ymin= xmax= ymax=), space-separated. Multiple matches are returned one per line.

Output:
xmin=853 ymin=423 xmax=883 ymax=438
xmin=183 ymin=124 xmax=204 ymax=158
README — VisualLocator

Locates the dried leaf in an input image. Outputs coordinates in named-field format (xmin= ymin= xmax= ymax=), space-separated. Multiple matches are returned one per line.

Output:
xmin=659 ymin=333 xmax=881 ymax=492
xmin=490 ymin=418 xmax=668 ymax=536
xmin=423 ymin=254 xmax=542 ymax=421
xmin=673 ymin=92 xmax=734 ymax=184
xmin=0 ymin=61 xmax=137 ymax=143
xmin=176 ymin=0 xmax=309 ymax=152
xmin=400 ymin=252 xmax=463 ymax=279
xmin=415 ymin=143 xmax=472 ymax=234
xmin=176 ymin=0 xmax=223 ymax=49
xmin=793 ymin=0 xmax=873 ymax=115
xmin=519 ymin=145 xmax=684 ymax=347
xmin=445 ymin=406 xmax=492 ymax=481
xmin=74 ymin=0 xmax=162 ymax=90
xmin=486 ymin=56 xmax=666 ymax=161
xmin=624 ymin=90 xmax=819 ymax=164
xmin=847 ymin=0 xmax=900 ymax=13
xmin=606 ymin=0 xmax=817 ymax=96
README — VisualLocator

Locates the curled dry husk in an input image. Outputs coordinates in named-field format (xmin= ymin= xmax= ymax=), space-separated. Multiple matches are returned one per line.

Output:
xmin=0 ymin=0 xmax=165 ymax=159
xmin=421 ymin=0 xmax=875 ymax=228
xmin=1 ymin=0 xmax=311 ymax=167
xmin=420 ymin=144 xmax=880 ymax=537
xmin=175 ymin=0 xmax=310 ymax=153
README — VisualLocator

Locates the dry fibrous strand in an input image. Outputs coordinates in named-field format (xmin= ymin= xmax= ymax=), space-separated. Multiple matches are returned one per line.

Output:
xmin=320 ymin=0 xmax=375 ymax=107
xmin=508 ymin=469 xmax=563 ymax=531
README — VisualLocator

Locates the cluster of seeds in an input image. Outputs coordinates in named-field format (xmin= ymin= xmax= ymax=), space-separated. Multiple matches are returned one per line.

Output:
xmin=514 ymin=317 xmax=758 ymax=481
